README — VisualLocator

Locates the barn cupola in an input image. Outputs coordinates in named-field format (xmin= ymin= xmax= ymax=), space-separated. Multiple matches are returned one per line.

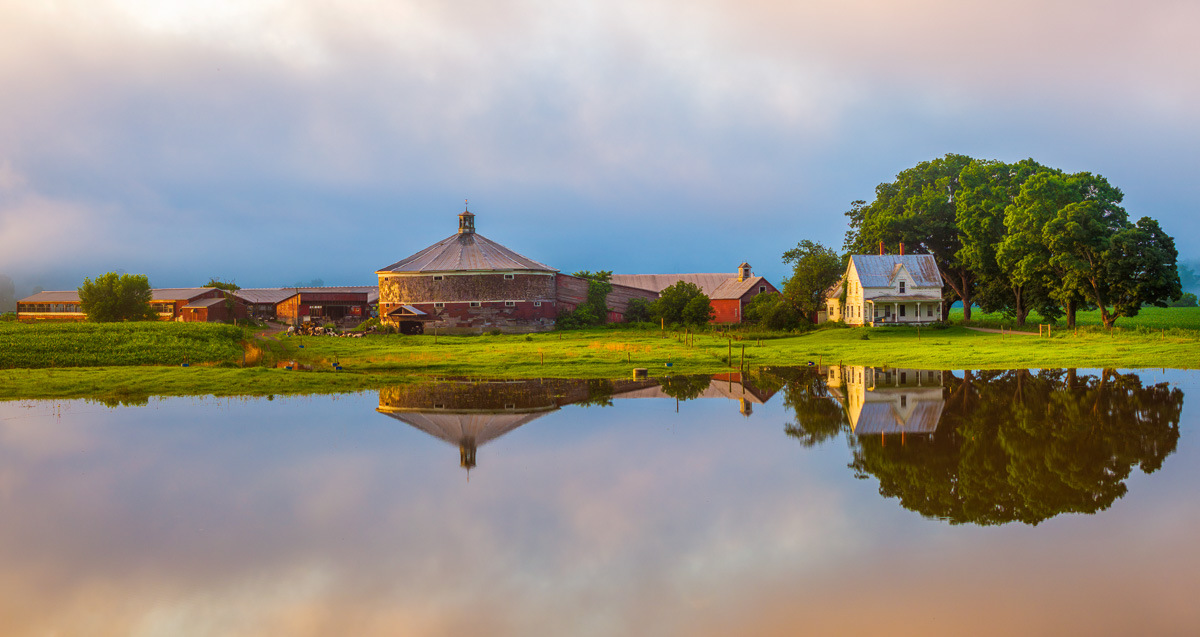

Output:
xmin=738 ymin=262 xmax=751 ymax=282
xmin=458 ymin=201 xmax=476 ymax=235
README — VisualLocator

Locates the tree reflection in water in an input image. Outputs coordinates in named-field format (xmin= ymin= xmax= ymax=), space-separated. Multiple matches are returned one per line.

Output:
xmin=777 ymin=367 xmax=1183 ymax=525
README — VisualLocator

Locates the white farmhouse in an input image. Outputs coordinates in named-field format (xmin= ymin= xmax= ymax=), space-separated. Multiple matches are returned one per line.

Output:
xmin=823 ymin=254 xmax=944 ymax=326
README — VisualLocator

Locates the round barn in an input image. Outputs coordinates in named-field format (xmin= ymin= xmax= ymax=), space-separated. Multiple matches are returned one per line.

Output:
xmin=376 ymin=208 xmax=559 ymax=334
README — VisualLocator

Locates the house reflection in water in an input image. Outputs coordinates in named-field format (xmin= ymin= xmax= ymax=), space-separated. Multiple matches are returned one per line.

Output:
xmin=377 ymin=374 xmax=778 ymax=470
xmin=825 ymin=366 xmax=945 ymax=436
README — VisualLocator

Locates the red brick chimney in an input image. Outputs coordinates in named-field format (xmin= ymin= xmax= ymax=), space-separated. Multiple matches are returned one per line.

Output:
xmin=900 ymin=242 xmax=904 ymax=256
xmin=879 ymin=241 xmax=884 ymax=256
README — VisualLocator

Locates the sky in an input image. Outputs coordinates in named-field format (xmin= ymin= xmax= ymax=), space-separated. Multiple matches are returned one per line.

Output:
xmin=1 ymin=0 xmax=1198 ymax=294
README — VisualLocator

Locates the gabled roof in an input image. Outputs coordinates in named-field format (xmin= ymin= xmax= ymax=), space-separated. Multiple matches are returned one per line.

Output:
xmin=610 ymin=273 xmax=733 ymax=296
xmin=232 ymin=288 xmax=298 ymax=304
xmin=710 ymin=276 xmax=770 ymax=300
xmin=849 ymin=255 xmax=941 ymax=288
xmin=150 ymin=288 xmax=219 ymax=301
xmin=377 ymin=232 xmax=555 ymax=274
xmin=20 ymin=288 xmax=216 ymax=303
xmin=18 ymin=291 xmax=81 ymax=303
xmin=183 ymin=297 xmax=228 ymax=309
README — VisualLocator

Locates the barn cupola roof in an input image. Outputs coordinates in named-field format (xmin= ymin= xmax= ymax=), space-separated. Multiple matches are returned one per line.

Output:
xmin=458 ymin=200 xmax=475 ymax=234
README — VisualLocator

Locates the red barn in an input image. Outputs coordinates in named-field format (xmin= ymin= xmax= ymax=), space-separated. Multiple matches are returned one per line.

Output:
xmin=611 ymin=263 xmax=778 ymax=324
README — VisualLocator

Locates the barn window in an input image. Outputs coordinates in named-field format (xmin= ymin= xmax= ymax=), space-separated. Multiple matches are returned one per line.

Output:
xmin=433 ymin=275 xmax=444 ymax=281
xmin=534 ymin=301 xmax=542 ymax=307
xmin=503 ymin=273 xmax=515 ymax=280
xmin=434 ymin=302 xmax=444 ymax=309
xmin=899 ymin=281 xmax=906 ymax=293
xmin=505 ymin=301 xmax=516 ymax=307
xmin=470 ymin=301 xmax=481 ymax=308
xmin=759 ymin=286 xmax=766 ymax=293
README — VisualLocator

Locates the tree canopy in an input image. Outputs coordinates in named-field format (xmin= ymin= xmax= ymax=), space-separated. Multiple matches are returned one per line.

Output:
xmin=204 ymin=278 xmax=240 ymax=291
xmin=653 ymin=281 xmax=712 ymax=326
xmin=780 ymin=240 xmax=843 ymax=322
xmin=843 ymin=154 xmax=1182 ymax=327
xmin=78 ymin=272 xmax=157 ymax=322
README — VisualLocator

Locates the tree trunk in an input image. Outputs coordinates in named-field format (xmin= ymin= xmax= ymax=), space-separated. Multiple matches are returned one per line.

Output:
xmin=1065 ymin=299 xmax=1076 ymax=329
xmin=1013 ymin=285 xmax=1027 ymax=327
xmin=940 ymin=268 xmax=973 ymax=321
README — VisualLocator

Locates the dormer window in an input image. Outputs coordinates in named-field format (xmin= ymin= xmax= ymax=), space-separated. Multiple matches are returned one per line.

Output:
xmin=899 ymin=281 xmax=906 ymax=293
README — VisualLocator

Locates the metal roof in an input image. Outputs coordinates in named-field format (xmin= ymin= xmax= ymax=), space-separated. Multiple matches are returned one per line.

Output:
xmin=867 ymin=294 xmax=943 ymax=302
xmin=18 ymin=290 xmax=81 ymax=303
xmin=19 ymin=288 xmax=215 ymax=303
xmin=850 ymin=255 xmax=941 ymax=288
xmin=852 ymin=399 xmax=945 ymax=435
xmin=710 ymin=276 xmax=770 ymax=300
xmin=235 ymin=286 xmax=379 ymax=305
xmin=183 ymin=297 xmax=228 ymax=309
xmin=377 ymin=232 xmax=555 ymax=273
xmin=610 ymin=273 xmax=734 ymax=296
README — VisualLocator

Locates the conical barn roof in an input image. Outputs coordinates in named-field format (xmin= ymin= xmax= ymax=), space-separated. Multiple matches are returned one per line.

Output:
xmin=377 ymin=232 xmax=555 ymax=273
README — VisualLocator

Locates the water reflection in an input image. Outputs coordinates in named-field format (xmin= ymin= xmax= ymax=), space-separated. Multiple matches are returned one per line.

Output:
xmin=780 ymin=366 xmax=1184 ymax=525
xmin=377 ymin=374 xmax=780 ymax=470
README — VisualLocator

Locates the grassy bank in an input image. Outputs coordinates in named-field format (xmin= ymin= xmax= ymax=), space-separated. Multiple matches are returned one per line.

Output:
xmin=0 ymin=322 xmax=246 ymax=368
xmin=2 ymin=319 xmax=1198 ymax=402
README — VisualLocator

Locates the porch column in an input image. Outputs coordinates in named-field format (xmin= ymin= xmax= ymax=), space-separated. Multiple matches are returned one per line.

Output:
xmin=916 ymin=302 xmax=921 ymax=323
xmin=894 ymin=303 xmax=898 ymax=323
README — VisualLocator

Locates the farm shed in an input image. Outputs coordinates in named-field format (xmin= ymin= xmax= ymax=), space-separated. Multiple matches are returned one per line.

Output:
xmin=180 ymin=295 xmax=248 ymax=323
xmin=376 ymin=207 xmax=560 ymax=334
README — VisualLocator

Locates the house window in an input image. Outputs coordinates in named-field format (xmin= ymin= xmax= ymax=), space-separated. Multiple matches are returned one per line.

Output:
xmin=899 ymin=305 xmax=906 ymax=317
xmin=470 ymin=301 xmax=481 ymax=308
xmin=433 ymin=275 xmax=444 ymax=281
xmin=505 ymin=301 xmax=516 ymax=307
xmin=927 ymin=306 xmax=933 ymax=317
xmin=901 ymin=395 xmax=907 ymax=407
xmin=901 ymin=372 xmax=907 ymax=384
xmin=503 ymin=273 xmax=515 ymax=280
xmin=899 ymin=281 xmax=906 ymax=293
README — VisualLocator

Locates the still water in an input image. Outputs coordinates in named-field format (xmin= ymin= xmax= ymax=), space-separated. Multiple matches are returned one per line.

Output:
xmin=1 ymin=368 xmax=1197 ymax=636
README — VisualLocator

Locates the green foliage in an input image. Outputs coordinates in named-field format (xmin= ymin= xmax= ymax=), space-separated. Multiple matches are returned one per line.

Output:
xmin=681 ymin=294 xmax=715 ymax=325
xmin=743 ymin=292 xmax=801 ymax=330
xmin=781 ymin=240 xmax=843 ymax=320
xmin=0 ymin=322 xmax=245 ymax=368
xmin=0 ymin=312 xmax=15 ymax=322
xmin=1169 ymin=292 xmax=1198 ymax=308
xmin=624 ymin=297 xmax=653 ymax=323
xmin=204 ymin=278 xmax=241 ymax=291
xmin=78 ymin=272 xmax=156 ymax=322
xmin=558 ymin=271 xmax=614 ymax=330
xmin=653 ymin=281 xmax=711 ymax=326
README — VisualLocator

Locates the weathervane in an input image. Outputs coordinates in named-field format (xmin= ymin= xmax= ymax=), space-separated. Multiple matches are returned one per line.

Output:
xmin=464 ymin=198 xmax=469 ymax=212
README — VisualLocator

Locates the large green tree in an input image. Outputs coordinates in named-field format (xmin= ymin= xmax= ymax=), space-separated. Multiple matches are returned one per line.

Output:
xmin=780 ymin=240 xmax=843 ymax=322
xmin=958 ymin=158 xmax=1062 ymax=326
xmin=653 ymin=281 xmax=711 ymax=326
xmin=844 ymin=154 xmax=975 ymax=319
xmin=78 ymin=272 xmax=157 ymax=322
xmin=557 ymin=270 xmax=614 ymax=329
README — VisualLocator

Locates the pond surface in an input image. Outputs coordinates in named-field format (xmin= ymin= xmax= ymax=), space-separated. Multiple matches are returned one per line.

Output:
xmin=1 ymin=368 xmax=1198 ymax=636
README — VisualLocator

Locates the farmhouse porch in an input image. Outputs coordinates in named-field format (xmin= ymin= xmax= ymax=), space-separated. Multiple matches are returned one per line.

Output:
xmin=864 ymin=295 xmax=943 ymax=326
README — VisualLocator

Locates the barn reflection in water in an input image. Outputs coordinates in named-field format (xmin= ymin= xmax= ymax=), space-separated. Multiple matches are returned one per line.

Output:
xmin=377 ymin=374 xmax=779 ymax=470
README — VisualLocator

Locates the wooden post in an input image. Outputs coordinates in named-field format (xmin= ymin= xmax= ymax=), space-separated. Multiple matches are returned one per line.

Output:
xmin=740 ymin=344 xmax=745 ymax=372
xmin=728 ymin=339 xmax=732 ymax=367
xmin=540 ymin=351 xmax=544 ymax=366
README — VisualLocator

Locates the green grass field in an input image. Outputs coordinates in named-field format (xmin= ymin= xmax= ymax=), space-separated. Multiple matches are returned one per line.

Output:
xmin=948 ymin=306 xmax=1200 ymax=332
xmin=3 ymin=315 xmax=1199 ymax=402
xmin=0 ymin=321 xmax=246 ymax=368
